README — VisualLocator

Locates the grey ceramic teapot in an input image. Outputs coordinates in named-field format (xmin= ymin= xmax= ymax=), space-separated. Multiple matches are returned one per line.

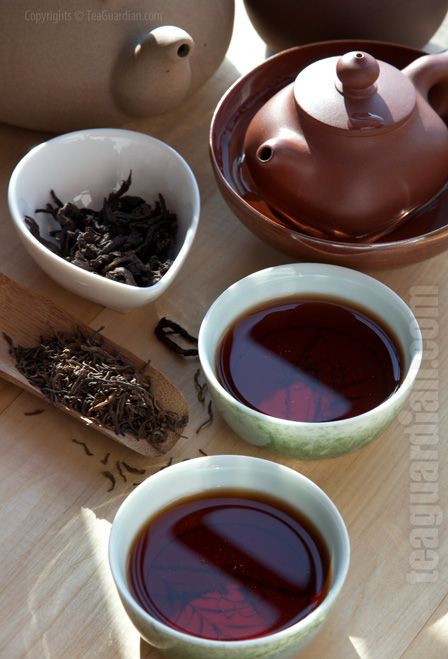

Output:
xmin=0 ymin=0 xmax=234 ymax=132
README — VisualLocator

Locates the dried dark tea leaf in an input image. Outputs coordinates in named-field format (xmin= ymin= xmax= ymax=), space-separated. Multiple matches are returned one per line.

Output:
xmin=195 ymin=400 xmax=214 ymax=434
xmin=157 ymin=457 xmax=173 ymax=472
xmin=122 ymin=461 xmax=146 ymax=475
xmin=6 ymin=330 xmax=187 ymax=449
xmin=154 ymin=318 xmax=198 ymax=357
xmin=116 ymin=461 xmax=127 ymax=482
xmin=193 ymin=368 xmax=207 ymax=403
xmin=71 ymin=438 xmax=94 ymax=456
xmin=25 ymin=171 xmax=178 ymax=288
xmin=102 ymin=470 xmax=117 ymax=492
xmin=23 ymin=409 xmax=45 ymax=416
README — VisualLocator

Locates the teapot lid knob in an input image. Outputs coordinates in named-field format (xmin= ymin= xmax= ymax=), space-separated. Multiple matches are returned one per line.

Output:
xmin=294 ymin=50 xmax=416 ymax=132
xmin=336 ymin=51 xmax=379 ymax=97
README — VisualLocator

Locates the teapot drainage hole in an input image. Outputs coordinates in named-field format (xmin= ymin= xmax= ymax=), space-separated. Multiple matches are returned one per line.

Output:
xmin=177 ymin=44 xmax=190 ymax=58
xmin=257 ymin=145 xmax=273 ymax=162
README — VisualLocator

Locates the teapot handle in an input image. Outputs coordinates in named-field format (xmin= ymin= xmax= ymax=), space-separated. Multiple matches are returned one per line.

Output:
xmin=403 ymin=51 xmax=448 ymax=102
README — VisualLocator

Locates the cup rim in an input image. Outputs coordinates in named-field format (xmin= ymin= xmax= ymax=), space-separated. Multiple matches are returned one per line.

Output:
xmin=198 ymin=262 xmax=423 ymax=429
xmin=108 ymin=454 xmax=351 ymax=649
xmin=7 ymin=127 xmax=201 ymax=297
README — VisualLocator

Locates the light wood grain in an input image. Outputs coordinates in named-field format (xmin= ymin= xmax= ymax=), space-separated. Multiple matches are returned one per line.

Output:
xmin=0 ymin=2 xmax=447 ymax=658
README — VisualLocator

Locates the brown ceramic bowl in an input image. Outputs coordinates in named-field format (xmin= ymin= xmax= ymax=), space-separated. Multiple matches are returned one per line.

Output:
xmin=210 ymin=40 xmax=448 ymax=269
xmin=243 ymin=0 xmax=448 ymax=52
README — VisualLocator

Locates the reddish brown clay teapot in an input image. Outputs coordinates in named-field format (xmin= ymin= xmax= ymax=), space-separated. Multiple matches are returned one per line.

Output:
xmin=243 ymin=50 xmax=448 ymax=240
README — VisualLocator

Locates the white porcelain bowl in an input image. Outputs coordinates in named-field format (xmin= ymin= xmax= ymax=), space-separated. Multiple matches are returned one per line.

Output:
xmin=198 ymin=263 xmax=423 ymax=459
xmin=8 ymin=128 xmax=200 ymax=312
xmin=108 ymin=455 xmax=350 ymax=658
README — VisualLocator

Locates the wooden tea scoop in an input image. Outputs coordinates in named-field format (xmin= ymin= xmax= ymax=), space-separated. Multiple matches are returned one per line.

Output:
xmin=0 ymin=273 xmax=188 ymax=456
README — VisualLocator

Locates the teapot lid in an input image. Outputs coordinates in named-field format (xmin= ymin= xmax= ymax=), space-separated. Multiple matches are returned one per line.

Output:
xmin=294 ymin=51 xmax=416 ymax=132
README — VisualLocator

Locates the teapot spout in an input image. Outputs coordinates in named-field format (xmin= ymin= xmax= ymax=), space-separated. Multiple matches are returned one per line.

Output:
xmin=113 ymin=25 xmax=194 ymax=117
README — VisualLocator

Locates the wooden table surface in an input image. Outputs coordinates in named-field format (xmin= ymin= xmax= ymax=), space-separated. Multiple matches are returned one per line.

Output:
xmin=1 ymin=3 xmax=447 ymax=658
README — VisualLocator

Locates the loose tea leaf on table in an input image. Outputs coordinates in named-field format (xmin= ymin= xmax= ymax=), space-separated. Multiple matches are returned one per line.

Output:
xmin=23 ymin=408 xmax=45 ymax=416
xmin=71 ymin=438 xmax=94 ymax=456
xmin=195 ymin=400 xmax=214 ymax=434
xmin=154 ymin=318 xmax=198 ymax=356
xmin=193 ymin=368 xmax=208 ymax=402
xmin=5 ymin=330 xmax=187 ymax=449
xmin=103 ymin=470 xmax=117 ymax=492
xmin=122 ymin=461 xmax=146 ymax=475
xmin=25 ymin=172 xmax=178 ymax=287
xmin=116 ymin=461 xmax=127 ymax=482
